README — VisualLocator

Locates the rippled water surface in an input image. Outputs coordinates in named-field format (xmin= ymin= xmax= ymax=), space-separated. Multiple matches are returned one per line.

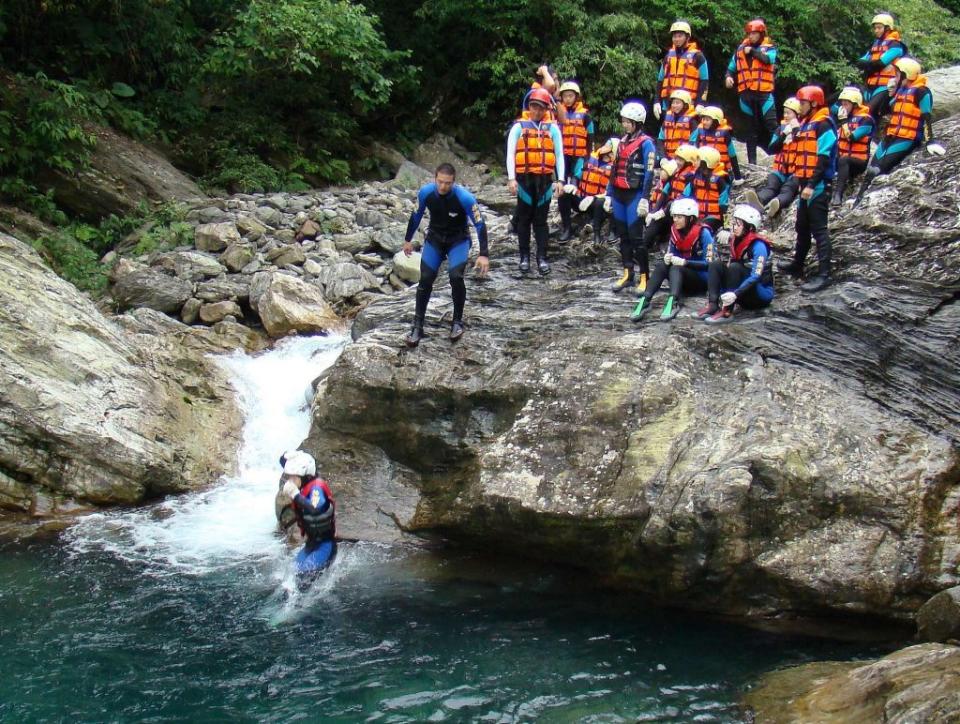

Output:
xmin=0 ymin=335 xmax=890 ymax=722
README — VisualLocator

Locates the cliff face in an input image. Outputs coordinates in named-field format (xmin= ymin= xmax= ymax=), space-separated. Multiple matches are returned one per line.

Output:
xmin=0 ymin=233 xmax=241 ymax=521
xmin=305 ymin=114 xmax=960 ymax=622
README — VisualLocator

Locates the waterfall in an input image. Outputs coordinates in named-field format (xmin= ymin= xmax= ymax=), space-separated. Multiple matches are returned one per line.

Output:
xmin=68 ymin=334 xmax=347 ymax=576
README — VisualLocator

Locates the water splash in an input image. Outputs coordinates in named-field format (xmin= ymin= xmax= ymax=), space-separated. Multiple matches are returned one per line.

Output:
xmin=68 ymin=334 xmax=347 ymax=576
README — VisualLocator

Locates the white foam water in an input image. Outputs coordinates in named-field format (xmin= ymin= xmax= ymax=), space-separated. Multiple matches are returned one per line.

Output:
xmin=68 ymin=334 xmax=348 ymax=576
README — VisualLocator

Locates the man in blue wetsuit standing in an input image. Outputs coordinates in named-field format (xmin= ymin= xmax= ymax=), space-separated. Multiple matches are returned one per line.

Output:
xmin=403 ymin=163 xmax=489 ymax=347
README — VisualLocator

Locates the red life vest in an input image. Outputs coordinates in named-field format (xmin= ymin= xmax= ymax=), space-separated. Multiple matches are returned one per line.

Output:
xmin=734 ymin=37 xmax=776 ymax=93
xmin=792 ymin=107 xmax=832 ymax=181
xmin=695 ymin=122 xmax=735 ymax=175
xmin=515 ymin=120 xmax=557 ymax=175
xmin=612 ymin=133 xmax=651 ymax=190
xmin=670 ymin=221 xmax=704 ymax=257
xmin=838 ymin=105 xmax=874 ymax=161
xmin=887 ymin=77 xmax=927 ymax=141
xmin=577 ymin=153 xmax=612 ymax=196
xmin=660 ymin=42 xmax=703 ymax=100
xmin=296 ymin=478 xmax=336 ymax=539
xmin=730 ymin=229 xmax=771 ymax=262
xmin=661 ymin=112 xmax=695 ymax=158
xmin=561 ymin=102 xmax=591 ymax=158
xmin=866 ymin=30 xmax=905 ymax=88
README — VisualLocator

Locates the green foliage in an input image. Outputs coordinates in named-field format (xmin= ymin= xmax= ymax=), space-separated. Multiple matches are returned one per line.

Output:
xmin=31 ymin=229 xmax=109 ymax=293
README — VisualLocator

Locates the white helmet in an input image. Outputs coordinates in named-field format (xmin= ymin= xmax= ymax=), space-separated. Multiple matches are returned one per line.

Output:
xmin=283 ymin=451 xmax=316 ymax=477
xmin=732 ymin=204 xmax=762 ymax=229
xmin=670 ymin=197 xmax=699 ymax=218
xmin=620 ymin=101 xmax=647 ymax=124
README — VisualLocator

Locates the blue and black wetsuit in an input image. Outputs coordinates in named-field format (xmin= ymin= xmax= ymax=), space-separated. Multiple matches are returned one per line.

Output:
xmin=405 ymin=182 xmax=488 ymax=325
xmin=707 ymin=231 xmax=774 ymax=309
xmin=640 ymin=221 xmax=716 ymax=305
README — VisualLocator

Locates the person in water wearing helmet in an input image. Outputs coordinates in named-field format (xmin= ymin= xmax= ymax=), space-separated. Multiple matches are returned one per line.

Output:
xmin=606 ymin=101 xmax=657 ymax=294
xmin=556 ymin=80 xmax=595 ymax=242
xmin=700 ymin=204 xmax=774 ymax=324
xmin=631 ymin=197 xmax=715 ymax=322
xmin=853 ymin=56 xmax=945 ymax=207
xmin=402 ymin=163 xmax=489 ymax=347
xmin=281 ymin=451 xmax=337 ymax=555
xmin=506 ymin=87 xmax=566 ymax=275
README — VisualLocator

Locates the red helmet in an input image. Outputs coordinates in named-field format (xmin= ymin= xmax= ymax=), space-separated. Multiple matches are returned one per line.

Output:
xmin=527 ymin=88 xmax=554 ymax=109
xmin=795 ymin=85 xmax=825 ymax=107
xmin=745 ymin=18 xmax=766 ymax=34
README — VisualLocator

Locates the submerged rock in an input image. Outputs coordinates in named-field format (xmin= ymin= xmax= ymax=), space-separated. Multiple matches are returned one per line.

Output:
xmin=742 ymin=643 xmax=960 ymax=723
xmin=0 ymin=233 xmax=241 ymax=518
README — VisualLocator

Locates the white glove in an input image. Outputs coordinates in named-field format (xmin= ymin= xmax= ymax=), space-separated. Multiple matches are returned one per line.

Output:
xmin=788 ymin=118 xmax=801 ymax=131
xmin=837 ymin=107 xmax=848 ymax=121
xmin=578 ymin=195 xmax=595 ymax=212
xmin=720 ymin=291 xmax=737 ymax=307
xmin=783 ymin=132 xmax=794 ymax=145
xmin=926 ymin=142 xmax=946 ymax=156
xmin=563 ymin=183 xmax=578 ymax=194
xmin=649 ymin=208 xmax=666 ymax=222
xmin=733 ymin=178 xmax=745 ymax=187
xmin=716 ymin=229 xmax=731 ymax=246
xmin=887 ymin=78 xmax=898 ymax=93
xmin=673 ymin=255 xmax=686 ymax=266
xmin=603 ymin=197 xmax=612 ymax=213
xmin=663 ymin=252 xmax=675 ymax=265
xmin=282 ymin=480 xmax=300 ymax=500
xmin=637 ymin=199 xmax=649 ymax=217
xmin=646 ymin=214 xmax=656 ymax=227
xmin=653 ymin=102 xmax=662 ymax=120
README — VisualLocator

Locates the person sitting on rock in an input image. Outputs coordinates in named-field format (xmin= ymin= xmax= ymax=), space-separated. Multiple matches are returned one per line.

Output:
xmin=507 ymin=88 xmax=565 ymax=276
xmin=644 ymin=157 xmax=682 ymax=254
xmin=690 ymin=105 xmax=743 ymax=185
xmin=606 ymin=101 xmax=657 ymax=294
xmin=776 ymin=85 xmax=838 ymax=293
xmin=724 ymin=18 xmax=779 ymax=165
xmin=557 ymin=81 xmax=595 ymax=242
xmin=572 ymin=138 xmax=618 ymax=246
xmin=684 ymin=145 xmax=730 ymax=232
xmin=631 ymin=197 xmax=714 ymax=322
xmin=832 ymin=86 xmax=876 ymax=205
xmin=700 ymin=204 xmax=774 ymax=323
xmin=744 ymin=97 xmax=803 ymax=219
xmin=857 ymin=13 xmax=908 ymax=122
xmin=403 ymin=163 xmax=489 ymax=346
xmin=656 ymin=89 xmax=697 ymax=160
xmin=853 ymin=57 xmax=945 ymax=207
xmin=280 ymin=451 xmax=337 ymax=554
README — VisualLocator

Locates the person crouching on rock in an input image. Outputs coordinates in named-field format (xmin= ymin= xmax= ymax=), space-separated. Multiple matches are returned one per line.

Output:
xmin=280 ymin=451 xmax=337 ymax=554
xmin=631 ymin=197 xmax=714 ymax=323
xmin=571 ymin=137 xmax=618 ymax=246
xmin=403 ymin=163 xmax=489 ymax=347
xmin=700 ymin=204 xmax=774 ymax=324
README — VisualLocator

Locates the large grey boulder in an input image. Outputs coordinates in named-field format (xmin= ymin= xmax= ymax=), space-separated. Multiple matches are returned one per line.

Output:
xmin=0 ymin=233 xmax=240 ymax=517
xmin=742 ymin=644 xmax=960 ymax=723
xmin=110 ymin=263 xmax=193 ymax=314
xmin=927 ymin=64 xmax=960 ymax=121
xmin=154 ymin=250 xmax=225 ymax=281
xmin=304 ymin=115 xmax=960 ymax=624
xmin=194 ymin=222 xmax=240 ymax=253
xmin=313 ymin=261 xmax=382 ymax=303
xmin=249 ymin=272 xmax=340 ymax=337
xmin=918 ymin=587 xmax=960 ymax=643
xmin=392 ymin=250 xmax=421 ymax=283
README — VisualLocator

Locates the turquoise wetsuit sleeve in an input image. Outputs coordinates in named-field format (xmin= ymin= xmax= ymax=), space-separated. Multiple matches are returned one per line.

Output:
xmin=880 ymin=46 xmax=904 ymax=65
xmin=718 ymin=178 xmax=730 ymax=209
xmin=550 ymin=124 xmax=565 ymax=180
xmin=851 ymin=123 xmax=874 ymax=141
xmin=689 ymin=127 xmax=700 ymax=144
xmin=455 ymin=187 xmax=488 ymax=256
xmin=765 ymin=47 xmax=778 ymax=65
xmin=572 ymin=157 xmax=585 ymax=179
xmin=734 ymin=240 xmax=770 ymax=296
xmin=726 ymin=54 xmax=736 ymax=76
xmin=404 ymin=184 xmax=432 ymax=242
xmin=506 ymin=124 xmax=521 ymax=179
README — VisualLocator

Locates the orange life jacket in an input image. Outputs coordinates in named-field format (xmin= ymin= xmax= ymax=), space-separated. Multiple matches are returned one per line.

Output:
xmin=792 ymin=107 xmax=834 ymax=181
xmin=560 ymin=102 xmax=591 ymax=158
xmin=515 ymin=120 xmax=557 ymax=175
xmin=773 ymin=121 xmax=799 ymax=175
xmin=661 ymin=112 xmax=695 ymax=157
xmin=692 ymin=171 xmax=726 ymax=219
xmin=734 ymin=37 xmax=776 ymax=94
xmin=577 ymin=153 xmax=612 ymax=196
xmin=887 ymin=77 xmax=927 ymax=141
xmin=866 ymin=30 xmax=905 ymax=88
xmin=660 ymin=42 xmax=703 ymax=100
xmin=838 ymin=105 xmax=874 ymax=161
xmin=695 ymin=122 xmax=735 ymax=175
xmin=668 ymin=168 xmax=695 ymax=203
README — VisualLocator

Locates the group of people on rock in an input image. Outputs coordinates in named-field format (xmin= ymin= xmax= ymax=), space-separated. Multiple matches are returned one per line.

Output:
xmin=400 ymin=12 xmax=945 ymax=343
